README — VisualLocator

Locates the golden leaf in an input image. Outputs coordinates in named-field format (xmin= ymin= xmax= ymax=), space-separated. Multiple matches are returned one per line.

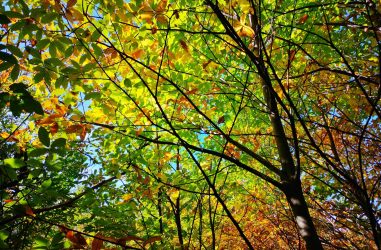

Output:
xmin=234 ymin=15 xmax=255 ymax=38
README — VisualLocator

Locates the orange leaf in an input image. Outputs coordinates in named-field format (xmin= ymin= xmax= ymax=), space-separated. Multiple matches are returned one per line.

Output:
xmin=156 ymin=0 xmax=168 ymax=13
xmin=135 ymin=127 xmax=144 ymax=136
xmin=156 ymin=14 xmax=168 ymax=24
xmin=202 ymin=59 xmax=212 ymax=70
xmin=49 ymin=113 xmax=64 ymax=119
xmin=217 ymin=116 xmax=225 ymax=124
xmin=0 ymin=132 xmax=9 ymax=139
xmin=36 ymin=116 xmax=56 ymax=125
xmin=142 ymin=175 xmax=150 ymax=185
xmin=91 ymin=233 xmax=104 ymax=250
xmin=68 ymin=8 xmax=84 ymax=22
xmin=79 ymin=126 xmax=87 ymax=141
xmin=30 ymin=39 xmax=37 ymax=47
xmin=66 ymin=124 xmax=83 ymax=133
xmin=111 ymin=50 xmax=118 ymax=59
xmin=131 ymin=49 xmax=144 ymax=59
xmin=66 ymin=231 xmax=87 ymax=247
xmin=185 ymin=88 xmax=198 ymax=95
xmin=139 ymin=2 xmax=154 ymax=23
xmin=67 ymin=0 xmax=77 ymax=8
xmin=55 ymin=104 xmax=67 ymax=115
xmin=25 ymin=206 xmax=34 ymax=216
xmin=298 ymin=14 xmax=308 ymax=24
xmin=104 ymin=47 xmax=116 ymax=55
xmin=289 ymin=49 xmax=296 ymax=62
xmin=179 ymin=40 xmax=189 ymax=53
xmin=50 ymin=122 xmax=59 ymax=135
xmin=66 ymin=230 xmax=75 ymax=239
xmin=151 ymin=26 xmax=158 ymax=34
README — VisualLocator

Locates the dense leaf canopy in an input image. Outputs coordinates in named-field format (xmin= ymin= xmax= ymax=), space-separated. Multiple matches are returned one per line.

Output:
xmin=1 ymin=0 xmax=380 ymax=249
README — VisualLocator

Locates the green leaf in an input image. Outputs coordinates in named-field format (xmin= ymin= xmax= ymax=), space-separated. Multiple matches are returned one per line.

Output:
xmin=0 ymin=92 xmax=10 ymax=109
xmin=3 ymin=11 xmax=24 ymax=18
xmin=4 ymin=158 xmax=25 ymax=169
xmin=92 ymin=44 xmax=102 ymax=57
xmin=49 ymin=43 xmax=57 ymax=58
xmin=59 ymin=37 xmax=72 ymax=45
xmin=19 ymin=0 xmax=30 ymax=16
xmin=34 ymin=71 xmax=44 ymax=83
xmin=45 ymin=58 xmax=64 ymax=68
xmin=10 ymin=64 xmax=20 ymax=81
xmin=0 ymin=51 xmax=18 ymax=64
xmin=64 ymin=45 xmax=74 ymax=58
xmin=33 ymin=237 xmax=48 ymax=250
xmin=51 ymin=138 xmax=66 ymax=149
xmin=55 ymin=75 xmax=67 ymax=88
xmin=0 ymin=230 xmax=9 ymax=249
xmin=0 ymin=14 xmax=11 ymax=24
xmin=36 ymin=39 xmax=50 ymax=50
xmin=9 ymin=97 xmax=22 ymax=116
xmin=38 ymin=127 xmax=50 ymax=147
xmin=29 ymin=148 xmax=48 ymax=158
xmin=11 ymin=20 xmax=25 ymax=31
xmin=124 ymin=78 xmax=132 ymax=87
xmin=25 ymin=46 xmax=41 ymax=60
xmin=1 ymin=165 xmax=17 ymax=180
xmin=23 ymin=97 xmax=44 ymax=115
xmin=91 ymin=30 xmax=101 ymax=41
xmin=41 ymin=179 xmax=52 ymax=188
xmin=0 ymin=230 xmax=9 ymax=241
xmin=41 ymin=13 xmax=57 ymax=24
xmin=0 ymin=62 xmax=13 ymax=72
xmin=10 ymin=82 xmax=27 ymax=93
xmin=6 ymin=45 xmax=23 ymax=58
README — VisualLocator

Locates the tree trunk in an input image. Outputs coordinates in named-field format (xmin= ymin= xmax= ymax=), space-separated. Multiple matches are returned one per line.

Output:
xmin=283 ymin=180 xmax=323 ymax=250
xmin=360 ymin=196 xmax=381 ymax=249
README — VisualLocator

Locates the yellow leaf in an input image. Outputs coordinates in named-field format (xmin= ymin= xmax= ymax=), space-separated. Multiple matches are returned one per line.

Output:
xmin=0 ymin=132 xmax=10 ymax=139
xmin=122 ymin=193 xmax=134 ymax=202
xmin=169 ymin=188 xmax=180 ymax=200
xmin=234 ymin=24 xmax=255 ymax=38
xmin=156 ymin=173 xmax=167 ymax=182
xmin=234 ymin=15 xmax=255 ymax=38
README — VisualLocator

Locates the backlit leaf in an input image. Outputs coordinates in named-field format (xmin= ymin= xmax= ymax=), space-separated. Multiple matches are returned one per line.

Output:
xmin=38 ymin=127 xmax=50 ymax=147
xmin=0 ymin=51 xmax=18 ymax=64
xmin=4 ymin=158 xmax=25 ymax=169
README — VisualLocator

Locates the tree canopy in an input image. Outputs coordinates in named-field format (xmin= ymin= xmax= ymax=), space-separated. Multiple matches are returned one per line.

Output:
xmin=1 ymin=0 xmax=380 ymax=249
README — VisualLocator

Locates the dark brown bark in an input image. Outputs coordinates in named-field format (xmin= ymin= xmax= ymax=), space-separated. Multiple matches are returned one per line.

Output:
xmin=205 ymin=1 xmax=324 ymax=248
xmin=261 ymin=72 xmax=323 ymax=250
xmin=282 ymin=181 xmax=323 ymax=250
xmin=174 ymin=194 xmax=184 ymax=249
xmin=358 ymin=194 xmax=381 ymax=249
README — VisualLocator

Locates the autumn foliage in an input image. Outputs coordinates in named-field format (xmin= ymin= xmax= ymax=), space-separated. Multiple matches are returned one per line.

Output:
xmin=1 ymin=0 xmax=381 ymax=249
